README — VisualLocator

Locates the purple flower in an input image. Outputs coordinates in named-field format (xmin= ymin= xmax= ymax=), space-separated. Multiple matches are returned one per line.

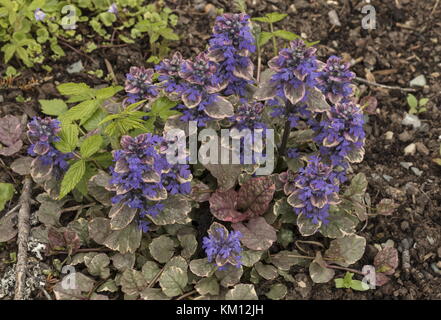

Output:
xmin=125 ymin=67 xmax=159 ymax=103
xmin=208 ymin=13 xmax=256 ymax=96
xmin=34 ymin=8 xmax=46 ymax=21
xmin=313 ymin=101 xmax=365 ymax=182
xmin=317 ymin=56 xmax=355 ymax=104
xmin=230 ymin=101 xmax=265 ymax=130
xmin=27 ymin=117 xmax=61 ymax=155
xmin=108 ymin=3 xmax=118 ymax=14
xmin=107 ymin=133 xmax=192 ymax=231
xmin=287 ymin=156 xmax=340 ymax=224
xmin=27 ymin=117 xmax=72 ymax=176
xmin=268 ymin=39 xmax=319 ymax=105
xmin=156 ymin=51 xmax=186 ymax=94
xmin=203 ymin=227 xmax=243 ymax=269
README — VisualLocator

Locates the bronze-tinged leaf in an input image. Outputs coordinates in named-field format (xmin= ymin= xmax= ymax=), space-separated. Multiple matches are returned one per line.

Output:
xmin=237 ymin=176 xmax=275 ymax=218
xmin=204 ymin=96 xmax=234 ymax=119
xmin=209 ymin=189 xmax=246 ymax=223
xmin=324 ymin=235 xmax=366 ymax=267
xmin=0 ymin=140 xmax=22 ymax=156
xmin=189 ymin=179 xmax=211 ymax=202
xmin=359 ymin=96 xmax=378 ymax=115
xmin=232 ymin=217 xmax=277 ymax=251
xmin=31 ymin=156 xmax=53 ymax=181
xmin=0 ymin=115 xmax=23 ymax=147
xmin=283 ymin=82 xmax=305 ymax=105
xmin=306 ymin=88 xmax=330 ymax=112
xmin=374 ymin=247 xmax=399 ymax=276
xmin=10 ymin=157 xmax=33 ymax=175
xmin=254 ymin=69 xmax=277 ymax=101
xmin=47 ymin=227 xmax=81 ymax=255
xmin=0 ymin=211 xmax=18 ymax=242
xmin=109 ymin=202 xmax=138 ymax=230
xmin=376 ymin=198 xmax=399 ymax=216
xmin=204 ymin=163 xmax=244 ymax=191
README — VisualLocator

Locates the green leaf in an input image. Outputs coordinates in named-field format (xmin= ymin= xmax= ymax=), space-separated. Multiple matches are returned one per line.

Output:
xmin=159 ymin=28 xmax=179 ymax=41
xmin=257 ymin=31 xmax=273 ymax=47
xmin=0 ymin=183 xmax=15 ymax=211
xmin=80 ymin=135 xmax=103 ymax=158
xmin=2 ymin=43 xmax=16 ymax=63
xmin=265 ymin=12 xmax=288 ymax=23
xmin=54 ymin=124 xmax=79 ymax=153
xmin=95 ymin=86 xmax=123 ymax=100
xmin=57 ymin=83 xmax=91 ymax=97
xmin=149 ymin=97 xmax=180 ymax=120
xmin=39 ymin=99 xmax=68 ymax=116
xmin=265 ymin=283 xmax=287 ymax=300
xmin=407 ymin=94 xmax=418 ymax=109
xmin=63 ymin=100 xmax=101 ymax=124
xmin=225 ymin=284 xmax=258 ymax=300
xmin=252 ymin=17 xmax=270 ymax=23
xmin=59 ymin=160 xmax=86 ymax=199
xmin=273 ymin=30 xmax=300 ymax=41
xmin=419 ymin=98 xmax=429 ymax=107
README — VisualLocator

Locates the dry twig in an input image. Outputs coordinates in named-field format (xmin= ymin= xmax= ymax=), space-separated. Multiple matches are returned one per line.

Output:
xmin=354 ymin=76 xmax=417 ymax=92
xmin=14 ymin=176 xmax=32 ymax=300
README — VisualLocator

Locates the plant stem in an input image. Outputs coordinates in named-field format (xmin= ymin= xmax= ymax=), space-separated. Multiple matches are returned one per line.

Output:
xmin=276 ymin=118 xmax=291 ymax=171
xmin=270 ymin=23 xmax=277 ymax=56
xmin=325 ymin=264 xmax=367 ymax=276
xmin=176 ymin=290 xmax=198 ymax=300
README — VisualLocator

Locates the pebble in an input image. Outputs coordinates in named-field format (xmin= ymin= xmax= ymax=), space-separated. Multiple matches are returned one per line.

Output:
xmin=409 ymin=75 xmax=427 ymax=87
xmin=415 ymin=142 xmax=430 ymax=156
xmin=401 ymin=113 xmax=421 ymax=129
xmin=0 ymin=95 xmax=3 ymax=103
xmin=328 ymin=10 xmax=341 ymax=26
xmin=404 ymin=143 xmax=416 ymax=156
xmin=410 ymin=167 xmax=423 ymax=177
xmin=67 ymin=60 xmax=84 ymax=74
xmin=384 ymin=131 xmax=394 ymax=140
xmin=401 ymin=221 xmax=410 ymax=231
xmin=398 ymin=130 xmax=413 ymax=142
xmin=400 ymin=162 xmax=413 ymax=170
xmin=383 ymin=175 xmax=393 ymax=182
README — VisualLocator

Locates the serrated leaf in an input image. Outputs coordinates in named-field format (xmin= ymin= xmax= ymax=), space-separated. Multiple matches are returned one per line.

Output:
xmin=59 ymin=160 xmax=86 ymax=199
xmin=273 ymin=30 xmax=300 ymax=41
xmin=39 ymin=99 xmax=68 ymax=116
xmin=54 ymin=124 xmax=78 ymax=153
xmin=57 ymin=83 xmax=91 ymax=97
xmin=62 ymin=99 xmax=100 ymax=124
xmin=80 ymin=134 xmax=103 ymax=158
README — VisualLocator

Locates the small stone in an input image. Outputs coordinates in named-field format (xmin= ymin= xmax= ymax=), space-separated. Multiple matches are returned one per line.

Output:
xmin=415 ymin=142 xmax=430 ymax=156
xmin=288 ymin=4 xmax=297 ymax=13
xmin=401 ymin=113 xmax=421 ymax=129
xmin=328 ymin=10 xmax=341 ymax=26
xmin=398 ymin=130 xmax=413 ymax=142
xmin=404 ymin=182 xmax=419 ymax=195
xmin=409 ymin=75 xmax=427 ymax=87
xmin=410 ymin=167 xmax=423 ymax=177
xmin=384 ymin=131 xmax=394 ymax=140
xmin=404 ymin=143 xmax=416 ymax=156
xmin=383 ymin=175 xmax=393 ymax=182
xmin=0 ymin=95 xmax=3 ymax=103
xmin=401 ymin=221 xmax=410 ymax=231
xmin=67 ymin=60 xmax=84 ymax=74
xmin=400 ymin=162 xmax=413 ymax=170
xmin=427 ymin=236 xmax=435 ymax=245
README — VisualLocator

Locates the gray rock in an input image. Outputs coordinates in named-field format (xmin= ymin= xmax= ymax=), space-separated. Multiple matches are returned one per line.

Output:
xmin=383 ymin=175 xmax=393 ymax=182
xmin=328 ymin=10 xmax=341 ymax=26
xmin=400 ymin=162 xmax=413 ymax=170
xmin=409 ymin=75 xmax=426 ymax=87
xmin=398 ymin=130 xmax=413 ymax=142
xmin=410 ymin=167 xmax=423 ymax=177
xmin=404 ymin=143 xmax=416 ymax=156
xmin=67 ymin=60 xmax=84 ymax=74
xmin=401 ymin=113 xmax=421 ymax=129
xmin=415 ymin=142 xmax=430 ymax=156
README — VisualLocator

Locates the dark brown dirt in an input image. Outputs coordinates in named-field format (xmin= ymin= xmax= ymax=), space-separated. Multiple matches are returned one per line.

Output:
xmin=0 ymin=0 xmax=440 ymax=300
